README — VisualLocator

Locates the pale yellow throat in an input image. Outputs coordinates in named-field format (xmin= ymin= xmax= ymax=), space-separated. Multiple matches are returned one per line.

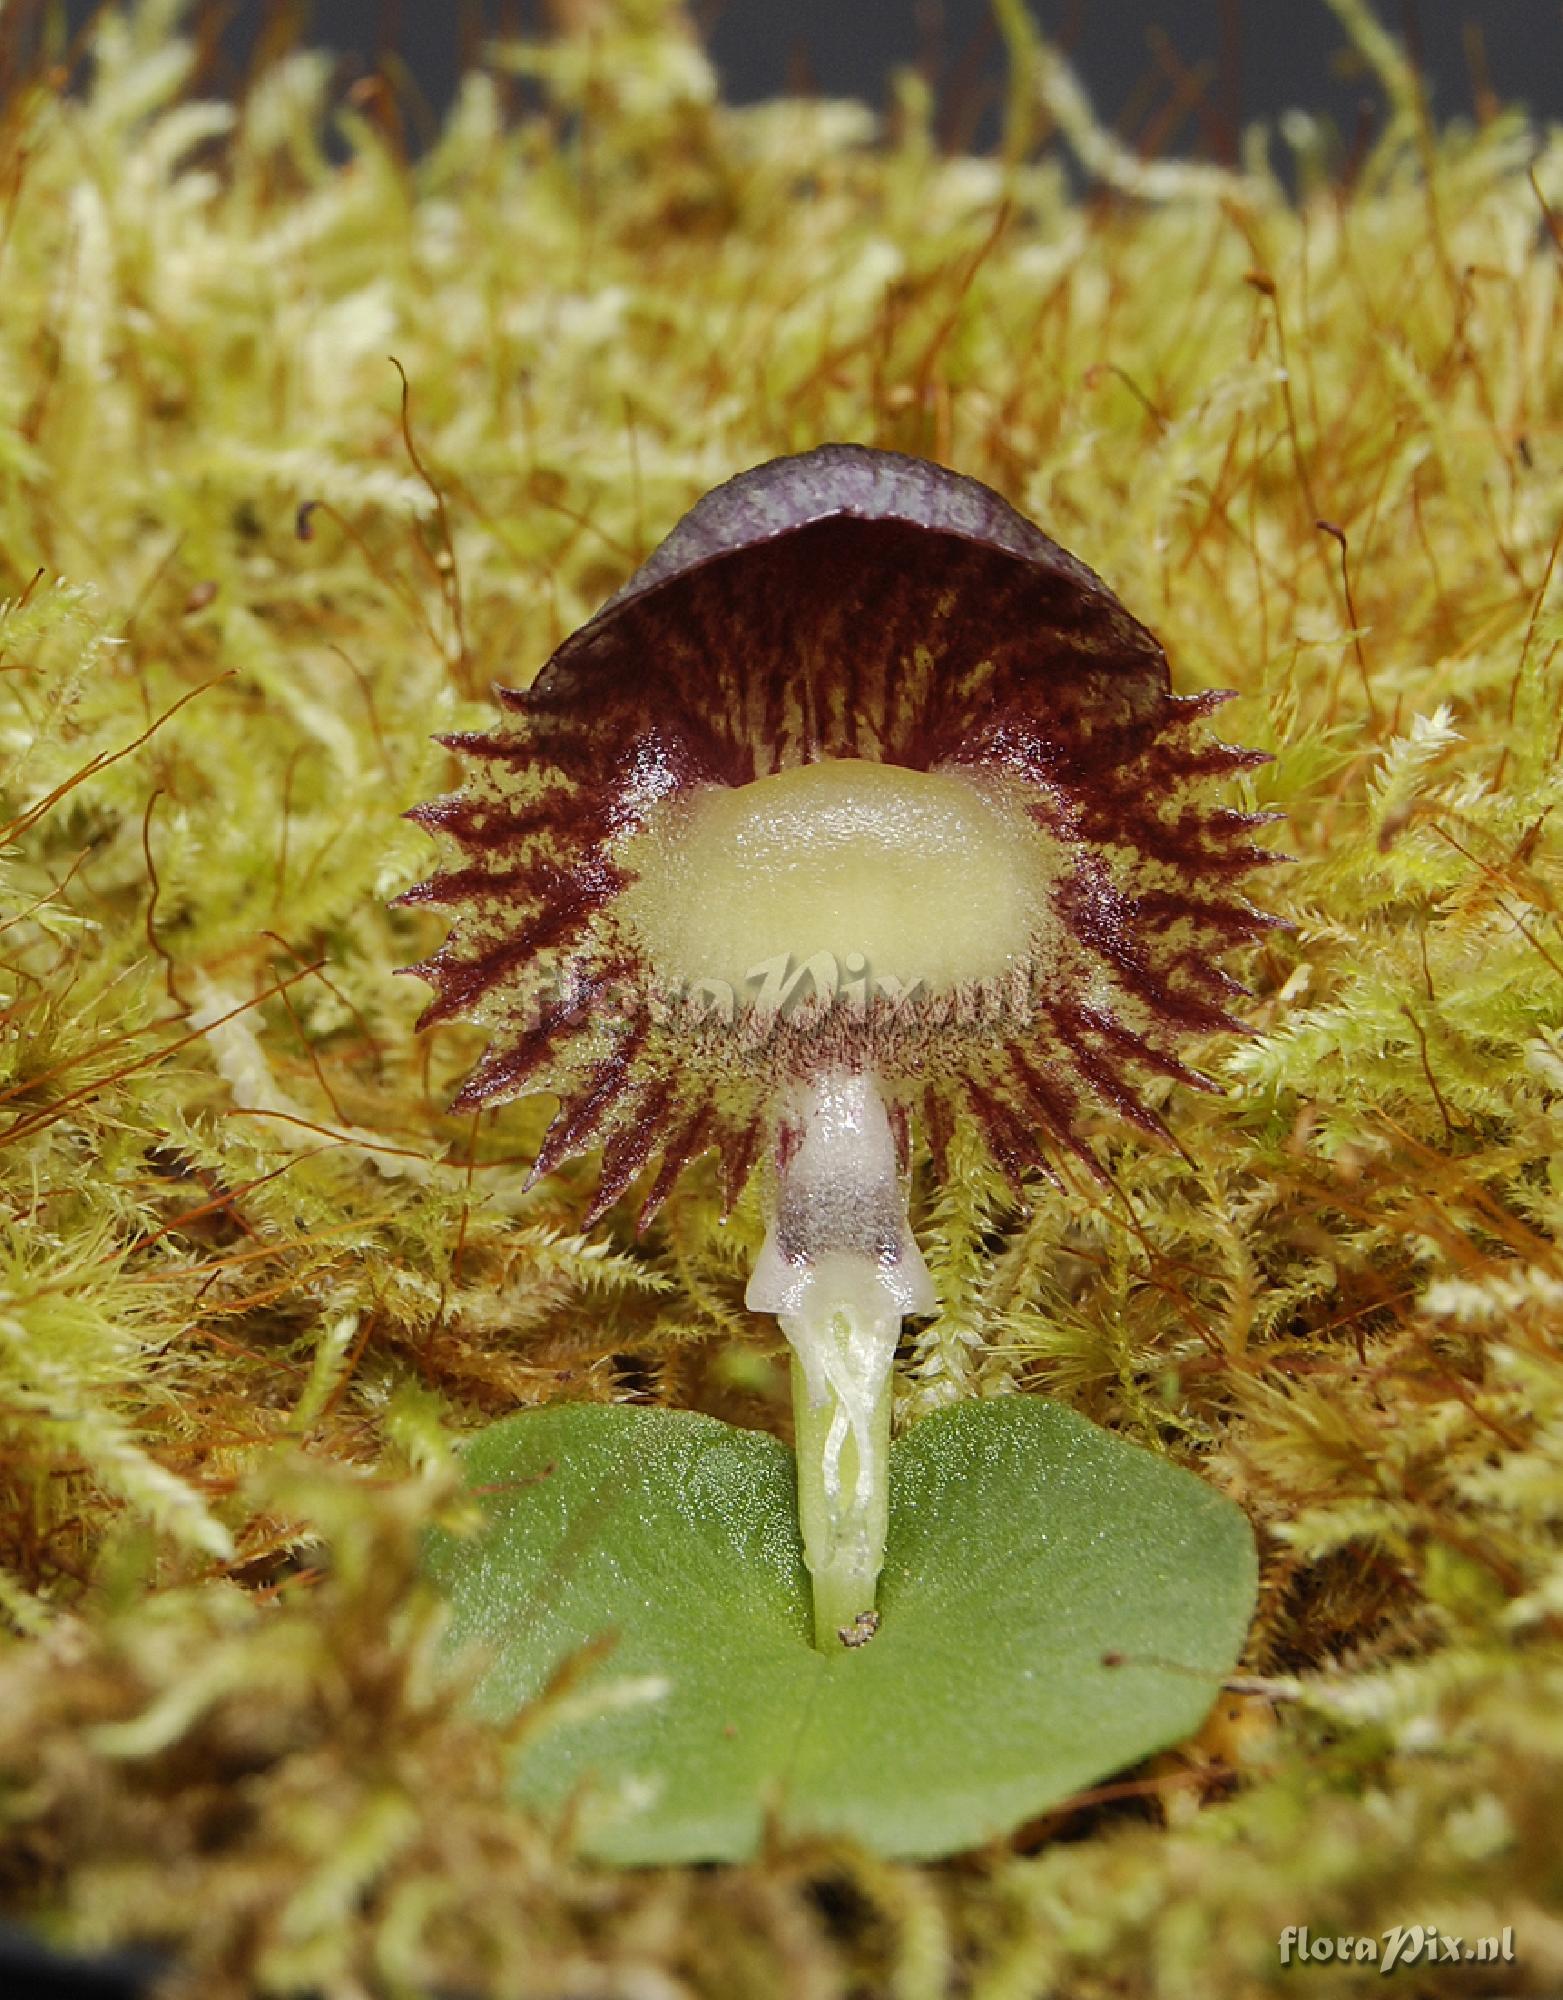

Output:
xmin=617 ymin=757 xmax=1048 ymax=1002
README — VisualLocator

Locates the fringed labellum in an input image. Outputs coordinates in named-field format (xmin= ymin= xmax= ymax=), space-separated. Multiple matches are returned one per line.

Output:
xmin=403 ymin=444 xmax=1277 ymax=1649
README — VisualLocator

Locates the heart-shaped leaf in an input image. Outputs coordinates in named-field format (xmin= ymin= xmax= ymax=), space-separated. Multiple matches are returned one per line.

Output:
xmin=426 ymin=1398 xmax=1256 ymax=1863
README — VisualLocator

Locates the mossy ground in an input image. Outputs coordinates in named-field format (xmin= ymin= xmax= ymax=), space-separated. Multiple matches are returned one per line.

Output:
xmin=1 ymin=2 xmax=1561 ymax=1994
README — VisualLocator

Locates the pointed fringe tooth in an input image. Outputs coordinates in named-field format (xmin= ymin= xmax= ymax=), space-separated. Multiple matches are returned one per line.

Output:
xmin=1130 ymin=890 xmax=1286 ymax=941
xmin=1057 ymin=881 xmax=1236 ymax=1038
xmin=1109 ymin=814 xmax=1283 ymax=879
xmin=1094 ymin=937 xmax=1252 ymax=1034
xmin=1212 ymin=805 xmax=1289 ymax=832
xmin=962 ymin=1077 xmax=1056 ymax=1188
xmin=1004 ymin=1042 xmax=1079 ymax=1138
xmin=1232 ymin=893 xmax=1294 ymax=934
xmin=432 ymin=729 xmax=604 ymax=781
xmin=1165 ymin=687 xmax=1241 ymax=723
xmin=1175 ymin=742 xmax=1278 ymax=778
xmin=403 ymin=792 xmax=585 ymax=853
xmin=1077 ymin=1010 xmax=1219 ymax=1093
xmin=1005 ymin=1053 xmax=1118 ymax=1187
xmin=583 ymin=1081 xmax=676 ymax=1227
xmin=433 ymin=728 xmax=526 ymax=757
xmin=403 ymin=794 xmax=460 ymax=830
xmin=526 ymin=1026 xmax=650 ymax=1187
xmin=1047 ymin=1024 xmax=1207 ymax=1168
xmin=410 ymin=880 xmax=618 ymax=1026
xmin=447 ymin=1005 xmax=578 ymax=1108
xmin=1177 ymin=842 xmax=1290 ymax=882
xmin=398 ymin=836 xmax=613 ymax=907
xmin=636 ymin=1107 xmax=715 ymax=1232
xmin=1047 ymin=1012 xmax=1175 ymax=1144
xmin=1001 ymin=1050 xmax=1094 ymax=1186
xmin=394 ymin=864 xmax=543 ymax=910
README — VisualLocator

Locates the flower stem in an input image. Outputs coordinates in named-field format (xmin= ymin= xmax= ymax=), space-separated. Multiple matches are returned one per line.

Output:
xmin=746 ymin=1070 xmax=935 ymax=1650
xmin=786 ymin=1323 xmax=893 ymax=1647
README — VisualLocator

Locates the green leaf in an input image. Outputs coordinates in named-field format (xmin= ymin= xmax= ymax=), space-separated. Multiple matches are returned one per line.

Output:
xmin=426 ymin=1398 xmax=1256 ymax=1863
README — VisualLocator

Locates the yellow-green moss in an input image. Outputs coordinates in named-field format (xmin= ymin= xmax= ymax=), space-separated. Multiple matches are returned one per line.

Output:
xmin=1 ymin=0 xmax=1561 ymax=1993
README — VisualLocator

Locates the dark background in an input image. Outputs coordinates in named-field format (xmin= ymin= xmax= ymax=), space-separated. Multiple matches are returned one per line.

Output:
xmin=707 ymin=1 xmax=1563 ymax=127
xmin=35 ymin=3 xmax=1563 ymax=155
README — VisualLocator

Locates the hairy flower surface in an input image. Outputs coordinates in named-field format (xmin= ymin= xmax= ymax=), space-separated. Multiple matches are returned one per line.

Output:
xmin=404 ymin=443 xmax=1278 ymax=1218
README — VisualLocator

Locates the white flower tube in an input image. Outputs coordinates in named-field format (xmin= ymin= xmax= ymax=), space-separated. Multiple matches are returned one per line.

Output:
xmin=746 ymin=1070 xmax=935 ymax=1648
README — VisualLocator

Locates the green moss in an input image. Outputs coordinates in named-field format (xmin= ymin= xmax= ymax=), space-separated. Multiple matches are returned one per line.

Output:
xmin=1 ymin=1 xmax=1561 ymax=1992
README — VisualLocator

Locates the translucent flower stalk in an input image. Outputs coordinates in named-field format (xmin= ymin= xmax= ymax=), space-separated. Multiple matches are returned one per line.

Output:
xmin=746 ymin=1070 xmax=934 ymax=1646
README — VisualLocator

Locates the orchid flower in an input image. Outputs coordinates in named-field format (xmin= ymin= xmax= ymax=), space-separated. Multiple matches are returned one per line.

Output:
xmin=403 ymin=444 xmax=1277 ymax=1647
